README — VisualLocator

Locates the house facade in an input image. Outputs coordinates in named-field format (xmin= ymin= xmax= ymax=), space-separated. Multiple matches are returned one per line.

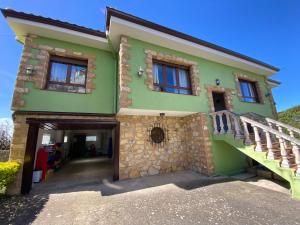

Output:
xmin=4 ymin=7 xmax=296 ymax=196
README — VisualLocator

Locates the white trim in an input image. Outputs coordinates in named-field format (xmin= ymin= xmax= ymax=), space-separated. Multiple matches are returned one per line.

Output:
xmin=118 ymin=108 xmax=196 ymax=117
xmin=6 ymin=17 xmax=109 ymax=49
xmin=110 ymin=16 xmax=277 ymax=75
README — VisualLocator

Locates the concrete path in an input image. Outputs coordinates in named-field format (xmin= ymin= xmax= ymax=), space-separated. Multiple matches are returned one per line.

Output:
xmin=1 ymin=171 xmax=300 ymax=225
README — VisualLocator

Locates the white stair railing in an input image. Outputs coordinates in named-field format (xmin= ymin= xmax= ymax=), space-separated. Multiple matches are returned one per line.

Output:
xmin=210 ymin=110 xmax=300 ymax=177
xmin=266 ymin=117 xmax=300 ymax=138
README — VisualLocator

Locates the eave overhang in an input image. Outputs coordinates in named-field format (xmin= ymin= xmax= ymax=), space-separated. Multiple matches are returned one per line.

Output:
xmin=1 ymin=9 xmax=109 ymax=50
xmin=106 ymin=7 xmax=279 ymax=76
xmin=267 ymin=78 xmax=281 ymax=88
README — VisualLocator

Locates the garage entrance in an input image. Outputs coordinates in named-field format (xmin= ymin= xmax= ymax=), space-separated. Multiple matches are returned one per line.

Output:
xmin=21 ymin=118 xmax=120 ymax=194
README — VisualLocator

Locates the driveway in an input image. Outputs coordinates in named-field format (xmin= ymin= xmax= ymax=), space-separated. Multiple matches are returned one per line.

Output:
xmin=0 ymin=171 xmax=299 ymax=225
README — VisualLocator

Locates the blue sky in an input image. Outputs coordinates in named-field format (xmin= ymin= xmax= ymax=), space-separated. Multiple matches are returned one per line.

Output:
xmin=0 ymin=0 xmax=299 ymax=119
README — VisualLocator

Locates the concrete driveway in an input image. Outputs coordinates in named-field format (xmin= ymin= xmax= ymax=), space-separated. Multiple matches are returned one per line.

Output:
xmin=0 ymin=171 xmax=299 ymax=225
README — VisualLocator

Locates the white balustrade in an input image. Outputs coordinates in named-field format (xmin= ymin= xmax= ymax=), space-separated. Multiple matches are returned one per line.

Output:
xmin=253 ymin=126 xmax=263 ymax=151
xmin=265 ymin=131 xmax=276 ymax=160
xmin=210 ymin=111 xmax=300 ymax=176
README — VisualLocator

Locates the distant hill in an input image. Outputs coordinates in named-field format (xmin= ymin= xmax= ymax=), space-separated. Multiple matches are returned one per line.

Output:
xmin=278 ymin=105 xmax=300 ymax=129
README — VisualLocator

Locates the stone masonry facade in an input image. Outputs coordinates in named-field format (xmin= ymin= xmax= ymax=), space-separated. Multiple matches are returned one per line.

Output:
xmin=12 ymin=34 xmax=97 ymax=110
xmin=118 ymin=36 xmax=132 ymax=108
xmin=118 ymin=113 xmax=214 ymax=179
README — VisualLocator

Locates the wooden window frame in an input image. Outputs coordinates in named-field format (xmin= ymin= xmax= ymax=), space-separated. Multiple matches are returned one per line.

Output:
xmin=238 ymin=79 xmax=260 ymax=103
xmin=152 ymin=60 xmax=192 ymax=95
xmin=46 ymin=56 xmax=88 ymax=89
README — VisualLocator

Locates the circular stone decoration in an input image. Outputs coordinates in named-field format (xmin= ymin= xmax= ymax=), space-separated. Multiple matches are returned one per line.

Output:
xmin=150 ymin=127 xmax=165 ymax=144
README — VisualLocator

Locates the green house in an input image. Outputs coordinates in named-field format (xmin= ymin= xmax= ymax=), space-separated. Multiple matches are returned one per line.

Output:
xmin=2 ymin=7 xmax=300 ymax=199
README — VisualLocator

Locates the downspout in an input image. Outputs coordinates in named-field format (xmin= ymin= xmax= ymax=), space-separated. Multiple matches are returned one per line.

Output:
xmin=107 ymin=36 xmax=118 ymax=115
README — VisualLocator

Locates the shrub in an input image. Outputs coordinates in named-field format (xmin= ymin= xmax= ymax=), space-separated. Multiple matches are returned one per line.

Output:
xmin=0 ymin=161 xmax=20 ymax=192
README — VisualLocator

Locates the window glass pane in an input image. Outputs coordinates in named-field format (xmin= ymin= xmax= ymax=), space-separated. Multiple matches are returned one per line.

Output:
xmin=70 ymin=65 xmax=86 ymax=85
xmin=164 ymin=87 xmax=178 ymax=94
xmin=50 ymin=62 xmax=68 ymax=82
xmin=178 ymin=69 xmax=189 ymax=88
xmin=86 ymin=136 xmax=97 ymax=141
xmin=240 ymin=81 xmax=251 ymax=97
xmin=42 ymin=134 xmax=51 ymax=145
xmin=64 ymin=136 xmax=68 ymax=143
xmin=179 ymin=89 xmax=191 ymax=95
xmin=153 ymin=63 xmax=163 ymax=84
xmin=166 ymin=66 xmax=176 ymax=86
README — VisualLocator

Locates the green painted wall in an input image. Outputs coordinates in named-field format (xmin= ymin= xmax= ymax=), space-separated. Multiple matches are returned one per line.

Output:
xmin=127 ymin=38 xmax=274 ymax=118
xmin=212 ymin=140 xmax=248 ymax=176
xmin=21 ymin=37 xmax=116 ymax=114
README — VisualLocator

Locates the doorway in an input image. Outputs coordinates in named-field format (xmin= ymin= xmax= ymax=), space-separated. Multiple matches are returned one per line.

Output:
xmin=212 ymin=92 xmax=228 ymax=132
xmin=212 ymin=92 xmax=226 ymax=112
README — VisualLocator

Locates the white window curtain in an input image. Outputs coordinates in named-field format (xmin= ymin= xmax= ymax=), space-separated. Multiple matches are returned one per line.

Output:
xmin=178 ymin=69 xmax=188 ymax=87
xmin=153 ymin=63 xmax=160 ymax=84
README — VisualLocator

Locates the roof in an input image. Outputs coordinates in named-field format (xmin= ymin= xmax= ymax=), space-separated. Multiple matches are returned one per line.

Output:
xmin=267 ymin=78 xmax=281 ymax=85
xmin=106 ymin=7 xmax=279 ymax=72
xmin=1 ymin=8 xmax=106 ymax=38
xmin=1 ymin=7 xmax=279 ymax=73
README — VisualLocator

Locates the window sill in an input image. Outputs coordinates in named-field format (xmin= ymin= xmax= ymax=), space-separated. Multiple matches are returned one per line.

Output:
xmin=152 ymin=89 xmax=194 ymax=96
xmin=42 ymin=88 xmax=88 ymax=95
xmin=240 ymin=99 xmax=264 ymax=105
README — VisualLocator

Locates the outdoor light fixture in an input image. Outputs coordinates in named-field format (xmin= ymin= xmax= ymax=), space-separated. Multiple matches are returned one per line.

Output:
xmin=26 ymin=66 xmax=34 ymax=76
xmin=137 ymin=66 xmax=144 ymax=77
xmin=215 ymin=79 xmax=220 ymax=86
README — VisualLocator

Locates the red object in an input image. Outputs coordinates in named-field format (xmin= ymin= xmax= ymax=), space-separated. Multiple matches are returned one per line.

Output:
xmin=35 ymin=148 xmax=49 ymax=181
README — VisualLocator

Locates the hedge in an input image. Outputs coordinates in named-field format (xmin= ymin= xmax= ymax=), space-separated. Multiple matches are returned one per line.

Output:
xmin=0 ymin=161 xmax=20 ymax=191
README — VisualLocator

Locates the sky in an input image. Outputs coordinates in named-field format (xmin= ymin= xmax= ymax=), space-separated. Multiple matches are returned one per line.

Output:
xmin=0 ymin=0 xmax=299 ymax=120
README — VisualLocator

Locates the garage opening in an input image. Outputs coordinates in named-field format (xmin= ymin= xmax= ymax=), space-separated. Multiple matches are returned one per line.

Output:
xmin=21 ymin=118 xmax=119 ymax=194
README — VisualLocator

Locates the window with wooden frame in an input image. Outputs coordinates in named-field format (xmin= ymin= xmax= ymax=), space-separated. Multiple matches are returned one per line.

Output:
xmin=238 ymin=79 xmax=260 ymax=103
xmin=47 ymin=56 xmax=88 ymax=93
xmin=152 ymin=60 xmax=192 ymax=95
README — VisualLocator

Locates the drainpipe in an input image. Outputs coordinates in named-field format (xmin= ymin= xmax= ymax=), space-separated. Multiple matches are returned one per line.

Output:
xmin=107 ymin=36 xmax=118 ymax=115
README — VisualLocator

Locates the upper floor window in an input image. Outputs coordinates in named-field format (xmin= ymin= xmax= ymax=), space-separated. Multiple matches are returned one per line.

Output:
xmin=152 ymin=60 xmax=192 ymax=95
xmin=47 ymin=56 xmax=87 ymax=93
xmin=239 ymin=79 xmax=260 ymax=103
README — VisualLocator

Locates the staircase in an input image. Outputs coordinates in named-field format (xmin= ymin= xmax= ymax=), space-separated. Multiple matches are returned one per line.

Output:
xmin=210 ymin=110 xmax=300 ymax=200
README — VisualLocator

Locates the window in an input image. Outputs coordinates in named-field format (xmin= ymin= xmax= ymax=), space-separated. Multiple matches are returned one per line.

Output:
xmin=47 ymin=56 xmax=87 ymax=93
xmin=152 ymin=60 xmax=192 ymax=95
xmin=64 ymin=136 xmax=68 ymax=143
xmin=86 ymin=136 xmax=97 ymax=142
xmin=239 ymin=79 xmax=260 ymax=103
xmin=42 ymin=134 xmax=51 ymax=145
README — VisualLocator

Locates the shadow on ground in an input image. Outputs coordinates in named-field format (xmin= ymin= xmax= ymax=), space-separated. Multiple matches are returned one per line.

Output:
xmin=0 ymin=171 xmax=232 ymax=225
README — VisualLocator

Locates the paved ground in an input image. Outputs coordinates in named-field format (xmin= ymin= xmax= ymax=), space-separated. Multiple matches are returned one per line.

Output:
xmin=1 ymin=170 xmax=300 ymax=225
xmin=31 ymin=157 xmax=113 ymax=194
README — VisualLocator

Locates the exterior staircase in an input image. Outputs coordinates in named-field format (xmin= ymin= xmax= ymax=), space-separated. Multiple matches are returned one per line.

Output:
xmin=210 ymin=110 xmax=300 ymax=200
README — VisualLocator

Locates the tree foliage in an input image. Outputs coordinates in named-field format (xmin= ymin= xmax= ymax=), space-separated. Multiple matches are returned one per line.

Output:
xmin=278 ymin=105 xmax=300 ymax=129
xmin=0 ymin=120 xmax=12 ymax=151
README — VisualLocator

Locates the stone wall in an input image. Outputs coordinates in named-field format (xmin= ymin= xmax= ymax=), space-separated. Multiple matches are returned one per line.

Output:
xmin=118 ymin=113 xmax=214 ymax=179
xmin=0 ymin=150 xmax=9 ymax=162
xmin=118 ymin=36 xmax=132 ymax=108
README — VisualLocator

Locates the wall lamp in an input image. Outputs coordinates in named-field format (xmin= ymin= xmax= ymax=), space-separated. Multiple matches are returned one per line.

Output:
xmin=215 ymin=79 xmax=220 ymax=86
xmin=138 ymin=66 xmax=144 ymax=77
xmin=26 ymin=66 xmax=34 ymax=76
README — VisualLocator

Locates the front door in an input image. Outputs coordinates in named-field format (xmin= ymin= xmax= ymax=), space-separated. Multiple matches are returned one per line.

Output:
xmin=212 ymin=92 xmax=226 ymax=112
xmin=212 ymin=92 xmax=228 ymax=131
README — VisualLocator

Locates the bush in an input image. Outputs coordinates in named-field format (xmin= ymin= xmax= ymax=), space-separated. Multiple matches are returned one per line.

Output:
xmin=0 ymin=161 xmax=20 ymax=192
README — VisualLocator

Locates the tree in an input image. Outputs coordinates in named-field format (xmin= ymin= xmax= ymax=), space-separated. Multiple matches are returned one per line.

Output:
xmin=278 ymin=105 xmax=300 ymax=129
xmin=0 ymin=119 xmax=13 ymax=151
